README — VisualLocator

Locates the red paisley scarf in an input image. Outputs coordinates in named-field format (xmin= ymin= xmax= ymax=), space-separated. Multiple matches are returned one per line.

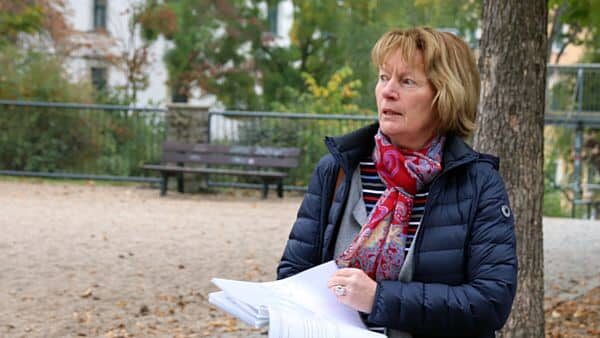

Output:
xmin=336 ymin=130 xmax=445 ymax=280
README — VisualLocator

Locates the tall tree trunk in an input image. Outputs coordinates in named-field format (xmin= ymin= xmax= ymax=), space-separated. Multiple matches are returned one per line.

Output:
xmin=474 ymin=1 xmax=547 ymax=337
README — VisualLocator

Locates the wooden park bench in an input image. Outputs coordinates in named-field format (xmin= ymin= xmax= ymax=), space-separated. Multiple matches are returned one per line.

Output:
xmin=142 ymin=141 xmax=301 ymax=198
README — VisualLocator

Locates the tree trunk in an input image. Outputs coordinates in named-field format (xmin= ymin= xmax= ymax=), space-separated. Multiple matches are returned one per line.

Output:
xmin=474 ymin=1 xmax=547 ymax=337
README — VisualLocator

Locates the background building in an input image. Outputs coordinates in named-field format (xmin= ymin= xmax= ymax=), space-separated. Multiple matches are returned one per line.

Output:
xmin=63 ymin=0 xmax=293 ymax=107
xmin=64 ymin=0 xmax=169 ymax=106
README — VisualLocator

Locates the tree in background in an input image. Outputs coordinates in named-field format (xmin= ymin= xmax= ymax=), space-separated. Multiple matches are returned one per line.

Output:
xmin=0 ymin=43 xmax=99 ymax=172
xmin=0 ymin=1 xmax=160 ymax=175
xmin=280 ymin=0 xmax=480 ymax=111
xmin=0 ymin=46 xmax=93 ymax=102
xmin=140 ymin=0 xmax=265 ymax=106
xmin=474 ymin=0 xmax=547 ymax=337
xmin=0 ymin=1 xmax=44 ymax=44
xmin=271 ymin=67 xmax=361 ymax=115
xmin=105 ymin=2 xmax=173 ymax=105
xmin=141 ymin=0 xmax=482 ymax=111
xmin=0 ymin=0 xmax=88 ymax=101
xmin=239 ymin=66 xmax=368 ymax=186
xmin=0 ymin=0 xmax=76 ymax=54
xmin=547 ymin=0 xmax=600 ymax=64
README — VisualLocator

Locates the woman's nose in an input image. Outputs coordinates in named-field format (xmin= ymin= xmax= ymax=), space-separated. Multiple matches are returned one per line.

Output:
xmin=381 ymin=81 xmax=399 ymax=99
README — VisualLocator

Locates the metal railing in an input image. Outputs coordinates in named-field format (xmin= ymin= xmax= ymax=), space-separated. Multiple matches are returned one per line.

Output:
xmin=0 ymin=100 xmax=166 ymax=183
xmin=0 ymin=101 xmax=376 ymax=190
xmin=545 ymin=64 xmax=600 ymax=217
xmin=207 ymin=110 xmax=375 ymax=190
xmin=546 ymin=64 xmax=600 ymax=126
xmin=1 ymin=63 xmax=600 ymax=194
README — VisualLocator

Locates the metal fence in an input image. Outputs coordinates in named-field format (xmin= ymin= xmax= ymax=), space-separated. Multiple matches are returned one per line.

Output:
xmin=0 ymin=100 xmax=376 ymax=190
xmin=546 ymin=64 xmax=600 ymax=126
xmin=545 ymin=65 xmax=600 ymax=217
xmin=207 ymin=111 xmax=375 ymax=190
xmin=0 ymin=100 xmax=166 ymax=183
xmin=2 ymin=64 xmax=600 ymax=193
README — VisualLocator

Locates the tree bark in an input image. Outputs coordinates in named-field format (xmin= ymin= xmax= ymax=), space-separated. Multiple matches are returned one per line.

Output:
xmin=474 ymin=1 xmax=547 ymax=337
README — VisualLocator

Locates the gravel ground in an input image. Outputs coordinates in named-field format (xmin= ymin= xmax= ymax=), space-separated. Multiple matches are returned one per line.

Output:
xmin=544 ymin=217 xmax=600 ymax=302
xmin=0 ymin=179 xmax=598 ymax=338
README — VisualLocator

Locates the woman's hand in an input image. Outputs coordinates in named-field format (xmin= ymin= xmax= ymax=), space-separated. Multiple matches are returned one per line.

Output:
xmin=327 ymin=268 xmax=377 ymax=313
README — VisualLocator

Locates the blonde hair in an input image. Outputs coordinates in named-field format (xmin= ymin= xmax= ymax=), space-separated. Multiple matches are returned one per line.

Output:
xmin=371 ymin=27 xmax=480 ymax=138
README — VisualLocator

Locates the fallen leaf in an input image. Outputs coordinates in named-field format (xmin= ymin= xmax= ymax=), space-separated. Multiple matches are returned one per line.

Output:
xmin=80 ymin=288 xmax=93 ymax=298
xmin=139 ymin=305 xmax=150 ymax=316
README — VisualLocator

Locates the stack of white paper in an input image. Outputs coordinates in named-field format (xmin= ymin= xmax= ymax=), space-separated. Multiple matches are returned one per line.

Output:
xmin=209 ymin=261 xmax=386 ymax=338
xmin=208 ymin=291 xmax=269 ymax=327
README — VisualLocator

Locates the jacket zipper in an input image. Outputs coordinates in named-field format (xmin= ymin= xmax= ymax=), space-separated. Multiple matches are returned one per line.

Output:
xmin=318 ymin=158 xmax=348 ymax=262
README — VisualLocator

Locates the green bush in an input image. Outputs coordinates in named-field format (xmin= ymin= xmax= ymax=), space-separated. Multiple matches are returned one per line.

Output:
xmin=271 ymin=67 xmax=374 ymax=186
xmin=0 ymin=46 xmax=94 ymax=102
xmin=543 ymin=189 xmax=570 ymax=217
xmin=90 ymin=110 xmax=165 ymax=176
xmin=0 ymin=46 xmax=164 ymax=176
xmin=0 ymin=107 xmax=99 ymax=171
xmin=232 ymin=67 xmax=374 ymax=186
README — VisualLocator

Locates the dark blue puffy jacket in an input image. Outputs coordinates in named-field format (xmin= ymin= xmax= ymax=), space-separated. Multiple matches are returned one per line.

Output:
xmin=277 ymin=123 xmax=517 ymax=338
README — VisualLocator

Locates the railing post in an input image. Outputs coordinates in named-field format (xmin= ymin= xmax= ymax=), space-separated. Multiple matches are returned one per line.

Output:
xmin=572 ymin=122 xmax=584 ymax=217
xmin=570 ymin=67 xmax=585 ymax=218
xmin=576 ymin=66 xmax=585 ymax=114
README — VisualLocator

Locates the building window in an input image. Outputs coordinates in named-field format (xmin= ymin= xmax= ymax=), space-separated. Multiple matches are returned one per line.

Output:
xmin=91 ymin=67 xmax=107 ymax=92
xmin=93 ymin=0 xmax=107 ymax=30
xmin=268 ymin=5 xmax=278 ymax=35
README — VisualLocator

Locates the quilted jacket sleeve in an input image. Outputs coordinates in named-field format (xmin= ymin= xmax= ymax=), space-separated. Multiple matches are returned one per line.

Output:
xmin=277 ymin=155 xmax=334 ymax=280
xmin=367 ymin=166 xmax=518 ymax=336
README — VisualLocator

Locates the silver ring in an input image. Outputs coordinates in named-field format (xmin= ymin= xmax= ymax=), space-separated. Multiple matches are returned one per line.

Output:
xmin=334 ymin=285 xmax=347 ymax=296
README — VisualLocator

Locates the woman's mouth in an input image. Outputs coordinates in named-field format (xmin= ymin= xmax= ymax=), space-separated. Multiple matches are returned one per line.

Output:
xmin=382 ymin=109 xmax=403 ymax=116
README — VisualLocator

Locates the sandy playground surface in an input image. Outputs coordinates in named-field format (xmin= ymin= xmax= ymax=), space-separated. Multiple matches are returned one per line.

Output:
xmin=0 ymin=179 xmax=598 ymax=338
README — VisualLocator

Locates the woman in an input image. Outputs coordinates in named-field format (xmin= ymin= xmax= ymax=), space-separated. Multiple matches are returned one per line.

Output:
xmin=277 ymin=27 xmax=517 ymax=338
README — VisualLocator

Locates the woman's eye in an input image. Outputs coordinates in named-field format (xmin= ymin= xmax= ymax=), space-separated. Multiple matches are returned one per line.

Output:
xmin=403 ymin=78 xmax=416 ymax=85
xmin=379 ymin=74 xmax=389 ymax=81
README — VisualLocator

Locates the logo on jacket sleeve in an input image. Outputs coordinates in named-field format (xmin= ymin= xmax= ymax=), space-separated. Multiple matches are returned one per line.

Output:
xmin=501 ymin=205 xmax=511 ymax=218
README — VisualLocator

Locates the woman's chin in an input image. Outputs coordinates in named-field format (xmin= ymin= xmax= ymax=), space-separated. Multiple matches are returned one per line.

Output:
xmin=378 ymin=123 xmax=407 ymax=138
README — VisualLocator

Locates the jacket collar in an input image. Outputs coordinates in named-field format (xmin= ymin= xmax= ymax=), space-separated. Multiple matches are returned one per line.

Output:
xmin=325 ymin=122 xmax=497 ymax=173
xmin=325 ymin=122 xmax=378 ymax=174
xmin=443 ymin=134 xmax=500 ymax=171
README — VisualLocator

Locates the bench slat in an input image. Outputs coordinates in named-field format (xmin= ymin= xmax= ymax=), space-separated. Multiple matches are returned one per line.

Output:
xmin=143 ymin=141 xmax=300 ymax=198
xmin=142 ymin=164 xmax=287 ymax=178
xmin=161 ymin=152 xmax=299 ymax=168
xmin=163 ymin=141 xmax=300 ymax=158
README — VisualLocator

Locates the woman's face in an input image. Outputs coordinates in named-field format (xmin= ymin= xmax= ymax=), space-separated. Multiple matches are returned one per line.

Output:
xmin=375 ymin=49 xmax=437 ymax=150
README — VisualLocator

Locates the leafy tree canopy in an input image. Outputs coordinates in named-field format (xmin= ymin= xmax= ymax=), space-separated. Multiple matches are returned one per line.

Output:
xmin=0 ymin=0 xmax=73 ymax=51
xmin=548 ymin=0 xmax=600 ymax=63
xmin=141 ymin=0 xmax=481 ymax=111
